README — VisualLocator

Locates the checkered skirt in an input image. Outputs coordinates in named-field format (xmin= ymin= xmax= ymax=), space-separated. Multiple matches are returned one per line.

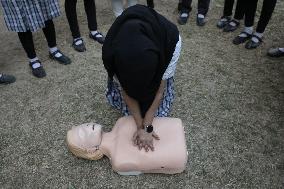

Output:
xmin=106 ymin=77 xmax=175 ymax=117
xmin=1 ymin=0 xmax=60 ymax=32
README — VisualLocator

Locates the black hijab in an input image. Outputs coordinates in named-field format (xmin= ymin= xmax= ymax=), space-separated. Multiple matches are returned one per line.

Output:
xmin=102 ymin=5 xmax=179 ymax=117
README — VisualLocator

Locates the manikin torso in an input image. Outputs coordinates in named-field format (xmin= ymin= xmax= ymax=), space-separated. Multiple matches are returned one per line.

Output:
xmin=67 ymin=116 xmax=188 ymax=175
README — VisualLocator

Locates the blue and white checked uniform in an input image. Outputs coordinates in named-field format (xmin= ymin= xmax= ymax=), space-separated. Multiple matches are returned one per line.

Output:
xmin=106 ymin=35 xmax=182 ymax=117
xmin=0 ymin=0 xmax=60 ymax=32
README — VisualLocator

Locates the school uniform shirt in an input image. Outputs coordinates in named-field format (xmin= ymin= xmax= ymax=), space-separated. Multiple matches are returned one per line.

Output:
xmin=0 ymin=0 xmax=60 ymax=32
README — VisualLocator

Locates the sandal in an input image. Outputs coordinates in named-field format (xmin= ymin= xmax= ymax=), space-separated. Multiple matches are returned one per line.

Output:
xmin=245 ymin=35 xmax=262 ymax=49
xmin=223 ymin=19 xmax=240 ymax=32
xmin=29 ymin=60 xmax=46 ymax=78
xmin=49 ymin=50 xmax=71 ymax=65
xmin=89 ymin=32 xmax=105 ymax=44
xmin=233 ymin=32 xmax=252 ymax=45
xmin=72 ymin=38 xmax=86 ymax=52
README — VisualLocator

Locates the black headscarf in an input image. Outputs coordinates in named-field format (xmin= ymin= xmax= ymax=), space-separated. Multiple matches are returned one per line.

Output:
xmin=102 ymin=5 xmax=179 ymax=117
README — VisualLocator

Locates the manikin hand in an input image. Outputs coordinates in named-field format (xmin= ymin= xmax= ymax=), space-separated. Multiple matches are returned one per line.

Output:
xmin=133 ymin=129 xmax=160 ymax=152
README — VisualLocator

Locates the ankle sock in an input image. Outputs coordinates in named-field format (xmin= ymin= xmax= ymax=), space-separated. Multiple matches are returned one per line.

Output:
xmin=251 ymin=32 xmax=263 ymax=43
xmin=29 ymin=57 xmax=41 ymax=69
xmin=181 ymin=13 xmax=189 ymax=18
xmin=229 ymin=19 xmax=239 ymax=26
xmin=198 ymin=14 xmax=205 ymax=19
xmin=91 ymin=30 xmax=102 ymax=37
xmin=49 ymin=47 xmax=62 ymax=58
xmin=74 ymin=37 xmax=83 ymax=45
xmin=239 ymin=27 xmax=253 ymax=37
xmin=221 ymin=16 xmax=231 ymax=22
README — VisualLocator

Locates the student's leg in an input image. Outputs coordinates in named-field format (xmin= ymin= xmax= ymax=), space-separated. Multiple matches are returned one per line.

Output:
xmin=255 ymin=0 xmax=277 ymax=34
xmin=197 ymin=0 xmax=210 ymax=16
xmin=233 ymin=0 xmax=257 ymax=45
xmin=17 ymin=31 xmax=37 ymax=60
xmin=84 ymin=0 xmax=97 ymax=32
xmin=42 ymin=20 xmax=71 ymax=65
xmin=217 ymin=0 xmax=234 ymax=29
xmin=223 ymin=0 xmax=244 ymax=32
xmin=196 ymin=0 xmax=210 ymax=26
xmin=111 ymin=0 xmax=124 ymax=17
xmin=85 ymin=0 xmax=105 ymax=44
xmin=223 ymin=0 xmax=234 ymax=17
xmin=246 ymin=0 xmax=277 ymax=49
xmin=147 ymin=0 xmax=154 ymax=8
xmin=17 ymin=31 xmax=46 ymax=78
xmin=127 ymin=0 xmax=137 ymax=7
xmin=233 ymin=0 xmax=245 ymax=20
xmin=65 ymin=0 xmax=81 ymax=39
xmin=177 ymin=0 xmax=192 ymax=25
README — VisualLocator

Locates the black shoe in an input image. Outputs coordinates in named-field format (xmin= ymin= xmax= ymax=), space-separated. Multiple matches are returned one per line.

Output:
xmin=233 ymin=32 xmax=252 ymax=45
xmin=49 ymin=50 xmax=71 ymax=65
xmin=29 ymin=60 xmax=46 ymax=78
xmin=196 ymin=15 xmax=206 ymax=26
xmin=245 ymin=35 xmax=262 ymax=49
xmin=0 ymin=73 xmax=16 ymax=84
xmin=72 ymin=38 xmax=86 ymax=52
xmin=217 ymin=16 xmax=231 ymax=29
xmin=178 ymin=12 xmax=189 ymax=25
xmin=223 ymin=20 xmax=240 ymax=32
xmin=89 ymin=32 xmax=105 ymax=44
xmin=267 ymin=48 xmax=284 ymax=57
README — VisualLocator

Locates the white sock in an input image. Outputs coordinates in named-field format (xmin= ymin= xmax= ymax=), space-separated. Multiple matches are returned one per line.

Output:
xmin=181 ymin=13 xmax=189 ymax=17
xmin=252 ymin=32 xmax=263 ymax=43
xmin=198 ymin=14 xmax=205 ymax=19
xmin=221 ymin=17 xmax=230 ymax=22
xmin=49 ymin=47 xmax=62 ymax=58
xmin=74 ymin=37 xmax=83 ymax=45
xmin=239 ymin=27 xmax=253 ymax=37
xmin=279 ymin=48 xmax=284 ymax=52
xmin=229 ymin=19 xmax=239 ymax=27
xmin=91 ymin=30 xmax=102 ymax=38
xmin=29 ymin=57 xmax=40 ymax=69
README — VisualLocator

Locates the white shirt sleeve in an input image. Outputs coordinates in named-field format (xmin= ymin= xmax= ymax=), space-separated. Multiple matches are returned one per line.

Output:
xmin=162 ymin=35 xmax=182 ymax=80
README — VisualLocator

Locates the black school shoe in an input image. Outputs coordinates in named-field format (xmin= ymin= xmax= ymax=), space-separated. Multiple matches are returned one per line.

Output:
xmin=223 ymin=20 xmax=240 ymax=32
xmin=29 ymin=60 xmax=46 ymax=78
xmin=217 ymin=16 xmax=231 ymax=29
xmin=178 ymin=12 xmax=189 ymax=25
xmin=196 ymin=15 xmax=206 ymax=26
xmin=267 ymin=48 xmax=284 ymax=57
xmin=89 ymin=32 xmax=105 ymax=44
xmin=0 ymin=73 xmax=16 ymax=84
xmin=72 ymin=38 xmax=86 ymax=52
xmin=49 ymin=50 xmax=71 ymax=65
xmin=233 ymin=32 xmax=252 ymax=45
xmin=245 ymin=35 xmax=262 ymax=49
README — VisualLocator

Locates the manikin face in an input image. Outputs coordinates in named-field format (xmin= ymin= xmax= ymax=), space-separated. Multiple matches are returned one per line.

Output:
xmin=71 ymin=123 xmax=103 ymax=148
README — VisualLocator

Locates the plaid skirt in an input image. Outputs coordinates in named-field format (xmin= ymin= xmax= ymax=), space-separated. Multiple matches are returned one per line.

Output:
xmin=106 ymin=77 xmax=175 ymax=117
xmin=0 ymin=0 xmax=60 ymax=32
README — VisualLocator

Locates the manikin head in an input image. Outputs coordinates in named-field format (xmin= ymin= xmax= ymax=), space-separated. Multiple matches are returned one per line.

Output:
xmin=67 ymin=122 xmax=104 ymax=160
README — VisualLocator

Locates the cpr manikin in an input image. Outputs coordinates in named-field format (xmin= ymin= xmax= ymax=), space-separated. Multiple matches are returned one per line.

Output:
xmin=66 ymin=116 xmax=188 ymax=175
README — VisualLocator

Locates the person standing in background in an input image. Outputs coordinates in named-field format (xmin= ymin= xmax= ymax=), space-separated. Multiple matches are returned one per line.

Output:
xmin=177 ymin=0 xmax=211 ymax=26
xmin=217 ymin=0 xmax=245 ymax=32
xmin=233 ymin=0 xmax=277 ymax=49
xmin=65 ymin=0 xmax=105 ymax=52
xmin=0 ymin=0 xmax=71 ymax=78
